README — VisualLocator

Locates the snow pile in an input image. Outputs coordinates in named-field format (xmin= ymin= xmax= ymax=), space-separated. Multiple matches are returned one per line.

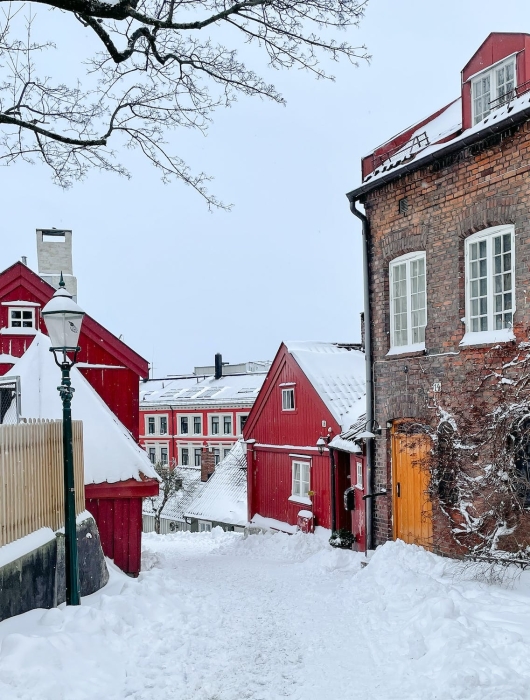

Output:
xmin=7 ymin=333 xmax=157 ymax=484
xmin=3 ymin=534 xmax=530 ymax=699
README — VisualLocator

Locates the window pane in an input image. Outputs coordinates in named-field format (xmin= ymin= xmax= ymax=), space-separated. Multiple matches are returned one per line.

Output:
xmin=148 ymin=417 xmax=155 ymax=434
xmin=223 ymin=417 xmax=232 ymax=434
xmin=194 ymin=449 xmax=202 ymax=467
xmin=181 ymin=448 xmax=189 ymax=466
xmin=160 ymin=417 xmax=167 ymax=434
xmin=211 ymin=417 xmax=219 ymax=434
xmin=180 ymin=417 xmax=189 ymax=434
xmin=194 ymin=417 xmax=201 ymax=434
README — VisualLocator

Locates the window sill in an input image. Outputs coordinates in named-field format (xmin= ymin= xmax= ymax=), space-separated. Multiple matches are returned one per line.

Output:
xmin=288 ymin=495 xmax=312 ymax=506
xmin=386 ymin=342 xmax=425 ymax=358
xmin=0 ymin=327 xmax=37 ymax=335
xmin=459 ymin=329 xmax=515 ymax=347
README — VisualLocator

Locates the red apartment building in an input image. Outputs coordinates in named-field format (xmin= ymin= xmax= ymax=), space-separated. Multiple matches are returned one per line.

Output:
xmin=0 ymin=230 xmax=158 ymax=575
xmin=140 ymin=355 xmax=271 ymax=468
xmin=347 ymin=33 xmax=530 ymax=558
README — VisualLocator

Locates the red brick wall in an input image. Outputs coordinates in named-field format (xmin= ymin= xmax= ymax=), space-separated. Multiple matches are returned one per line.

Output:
xmin=363 ymin=120 xmax=530 ymax=556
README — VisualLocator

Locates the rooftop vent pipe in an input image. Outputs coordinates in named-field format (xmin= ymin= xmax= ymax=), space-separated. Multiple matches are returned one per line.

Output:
xmin=214 ymin=353 xmax=223 ymax=380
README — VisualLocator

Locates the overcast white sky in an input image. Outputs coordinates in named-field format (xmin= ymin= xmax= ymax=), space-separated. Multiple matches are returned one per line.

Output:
xmin=3 ymin=0 xmax=530 ymax=376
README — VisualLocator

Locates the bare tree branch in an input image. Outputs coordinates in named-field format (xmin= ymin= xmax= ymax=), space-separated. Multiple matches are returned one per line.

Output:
xmin=0 ymin=0 xmax=369 ymax=205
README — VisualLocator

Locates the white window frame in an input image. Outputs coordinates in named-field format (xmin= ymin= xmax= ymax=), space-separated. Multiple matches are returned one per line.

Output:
xmin=389 ymin=251 xmax=427 ymax=353
xmin=145 ymin=442 xmax=169 ymax=465
xmin=180 ymin=446 xmax=190 ymax=466
xmin=355 ymin=461 xmax=364 ymax=490
xmin=160 ymin=446 xmax=168 ymax=465
xmin=8 ymin=307 xmax=35 ymax=330
xmin=471 ymin=55 xmax=517 ymax=125
xmin=146 ymin=415 xmax=156 ymax=435
xmin=282 ymin=388 xmax=295 ymax=411
xmin=238 ymin=414 xmax=249 ymax=435
xmin=210 ymin=414 xmax=220 ymax=435
xmin=198 ymin=520 xmax=212 ymax=532
xmin=291 ymin=460 xmax=310 ymax=500
xmin=159 ymin=415 xmax=168 ymax=435
xmin=194 ymin=448 xmax=202 ymax=467
xmin=223 ymin=415 xmax=232 ymax=436
xmin=178 ymin=415 xmax=190 ymax=436
xmin=463 ymin=225 xmax=515 ymax=344
xmin=193 ymin=415 xmax=202 ymax=435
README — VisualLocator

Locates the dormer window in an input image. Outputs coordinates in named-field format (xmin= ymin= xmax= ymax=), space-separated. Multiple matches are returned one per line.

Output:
xmin=472 ymin=57 xmax=516 ymax=125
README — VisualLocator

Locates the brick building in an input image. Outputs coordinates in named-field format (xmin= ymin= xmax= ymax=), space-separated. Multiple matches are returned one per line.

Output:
xmin=347 ymin=33 xmax=530 ymax=558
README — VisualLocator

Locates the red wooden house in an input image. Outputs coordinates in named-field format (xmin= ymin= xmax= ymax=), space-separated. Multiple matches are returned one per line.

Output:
xmin=243 ymin=341 xmax=366 ymax=537
xmin=0 ymin=254 xmax=158 ymax=576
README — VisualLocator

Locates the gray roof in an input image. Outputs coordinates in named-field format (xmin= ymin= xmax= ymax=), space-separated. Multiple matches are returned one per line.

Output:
xmin=140 ymin=372 xmax=268 ymax=409
xmin=184 ymin=441 xmax=247 ymax=527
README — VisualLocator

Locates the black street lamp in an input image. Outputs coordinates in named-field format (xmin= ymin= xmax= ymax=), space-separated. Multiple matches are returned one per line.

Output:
xmin=41 ymin=274 xmax=85 ymax=606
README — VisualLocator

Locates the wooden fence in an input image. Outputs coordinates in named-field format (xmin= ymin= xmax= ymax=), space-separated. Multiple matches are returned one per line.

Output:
xmin=0 ymin=419 xmax=85 ymax=547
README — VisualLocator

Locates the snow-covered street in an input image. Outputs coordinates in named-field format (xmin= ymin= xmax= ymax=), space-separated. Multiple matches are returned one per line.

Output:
xmin=2 ymin=531 xmax=530 ymax=699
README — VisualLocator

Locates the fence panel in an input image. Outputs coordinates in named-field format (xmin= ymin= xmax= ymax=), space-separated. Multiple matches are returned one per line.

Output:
xmin=0 ymin=420 xmax=85 ymax=547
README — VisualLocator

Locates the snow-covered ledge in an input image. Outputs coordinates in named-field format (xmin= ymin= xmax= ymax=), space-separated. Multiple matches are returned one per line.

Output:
xmin=288 ymin=495 xmax=312 ymax=506
xmin=459 ymin=328 xmax=515 ymax=347
xmin=386 ymin=342 xmax=425 ymax=357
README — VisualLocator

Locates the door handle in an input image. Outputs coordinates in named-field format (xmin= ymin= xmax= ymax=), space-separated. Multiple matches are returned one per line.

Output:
xmin=396 ymin=482 xmax=401 ymax=497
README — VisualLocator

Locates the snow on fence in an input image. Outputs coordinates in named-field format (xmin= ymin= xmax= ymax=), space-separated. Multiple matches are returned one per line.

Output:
xmin=0 ymin=419 xmax=84 ymax=547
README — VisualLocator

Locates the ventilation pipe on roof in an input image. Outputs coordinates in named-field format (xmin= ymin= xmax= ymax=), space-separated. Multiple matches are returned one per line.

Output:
xmin=214 ymin=353 xmax=223 ymax=380
xmin=349 ymin=198 xmax=374 ymax=554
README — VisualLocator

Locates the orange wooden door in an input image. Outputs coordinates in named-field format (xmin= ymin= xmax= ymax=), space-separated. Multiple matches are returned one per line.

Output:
xmin=392 ymin=426 xmax=433 ymax=550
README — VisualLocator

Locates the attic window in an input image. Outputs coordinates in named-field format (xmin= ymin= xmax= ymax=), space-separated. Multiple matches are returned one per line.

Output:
xmin=398 ymin=197 xmax=409 ymax=215
xmin=9 ymin=307 xmax=35 ymax=329
xmin=472 ymin=56 xmax=516 ymax=125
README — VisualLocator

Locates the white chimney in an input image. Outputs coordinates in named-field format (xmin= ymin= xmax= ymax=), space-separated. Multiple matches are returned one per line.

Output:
xmin=36 ymin=229 xmax=77 ymax=301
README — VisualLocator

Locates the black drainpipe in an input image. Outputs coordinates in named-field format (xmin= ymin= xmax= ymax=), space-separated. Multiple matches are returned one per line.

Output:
xmin=329 ymin=448 xmax=336 ymax=532
xmin=349 ymin=199 xmax=375 ymax=552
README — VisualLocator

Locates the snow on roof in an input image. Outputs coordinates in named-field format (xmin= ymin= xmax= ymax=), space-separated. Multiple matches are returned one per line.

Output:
xmin=329 ymin=414 xmax=366 ymax=454
xmin=364 ymin=98 xmax=462 ymax=182
xmin=140 ymin=372 xmax=267 ymax=407
xmin=9 ymin=333 xmax=157 ymax=485
xmin=184 ymin=441 xmax=247 ymax=527
xmin=357 ymin=87 xmax=530 ymax=194
xmin=143 ymin=466 xmax=204 ymax=522
xmin=285 ymin=342 xmax=366 ymax=431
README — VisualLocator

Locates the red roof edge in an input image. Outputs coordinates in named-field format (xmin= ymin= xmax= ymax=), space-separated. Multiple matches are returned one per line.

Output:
xmin=0 ymin=262 xmax=149 ymax=378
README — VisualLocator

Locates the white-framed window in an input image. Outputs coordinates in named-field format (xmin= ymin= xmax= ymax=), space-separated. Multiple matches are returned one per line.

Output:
xmin=472 ymin=56 xmax=516 ymax=125
xmin=355 ymin=461 xmax=363 ymax=489
xmin=465 ymin=225 xmax=515 ymax=336
xmin=239 ymin=414 xmax=248 ymax=434
xmin=146 ymin=443 xmax=169 ymax=465
xmin=181 ymin=447 xmax=189 ymax=466
xmin=292 ymin=460 xmax=310 ymax=499
xmin=193 ymin=416 xmax=202 ymax=435
xmin=159 ymin=416 xmax=168 ymax=435
xmin=389 ymin=251 xmax=427 ymax=350
xmin=282 ymin=388 xmax=295 ymax=411
xmin=198 ymin=520 xmax=212 ymax=532
xmin=147 ymin=416 xmax=156 ymax=435
xmin=211 ymin=416 xmax=220 ymax=435
xmin=223 ymin=447 xmax=231 ymax=459
xmin=9 ymin=307 xmax=35 ymax=329
xmin=213 ymin=448 xmax=220 ymax=465
xmin=180 ymin=416 xmax=189 ymax=435
xmin=194 ymin=448 xmax=202 ymax=467
xmin=223 ymin=416 xmax=232 ymax=435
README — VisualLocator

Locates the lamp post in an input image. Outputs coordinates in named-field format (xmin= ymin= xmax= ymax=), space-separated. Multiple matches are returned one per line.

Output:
xmin=41 ymin=274 xmax=85 ymax=606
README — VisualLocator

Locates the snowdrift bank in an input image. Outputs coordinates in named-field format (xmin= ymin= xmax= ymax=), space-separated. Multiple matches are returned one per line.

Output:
xmin=1 ymin=532 xmax=530 ymax=699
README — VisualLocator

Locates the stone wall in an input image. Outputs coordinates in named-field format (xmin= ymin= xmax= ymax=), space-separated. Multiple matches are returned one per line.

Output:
xmin=362 ymin=120 xmax=530 ymax=556
xmin=0 ymin=514 xmax=109 ymax=622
